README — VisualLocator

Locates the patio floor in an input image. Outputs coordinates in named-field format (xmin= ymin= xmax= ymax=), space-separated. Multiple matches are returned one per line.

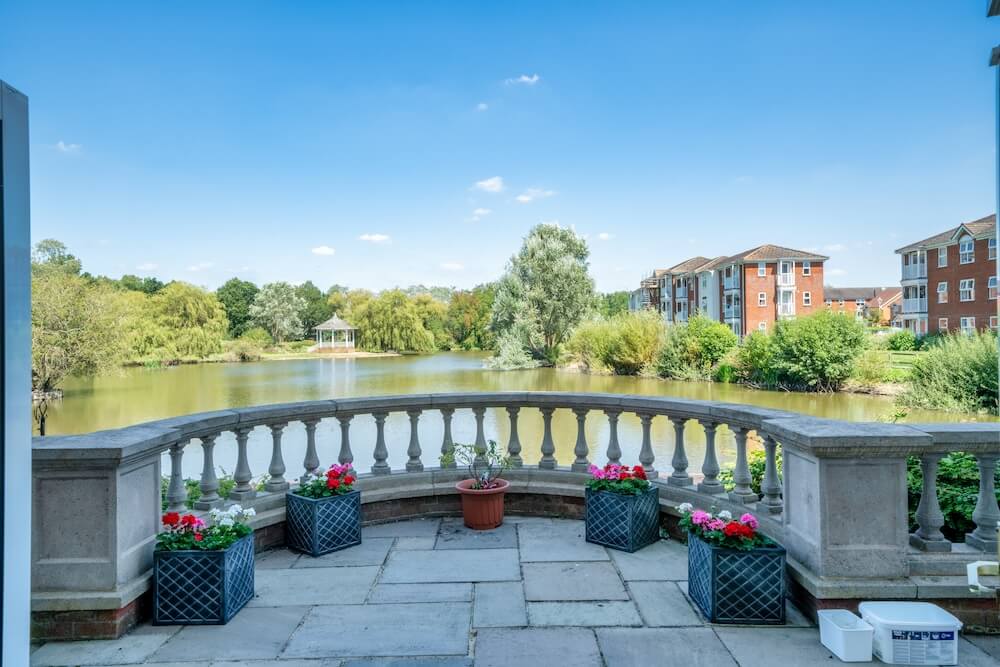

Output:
xmin=31 ymin=517 xmax=1000 ymax=667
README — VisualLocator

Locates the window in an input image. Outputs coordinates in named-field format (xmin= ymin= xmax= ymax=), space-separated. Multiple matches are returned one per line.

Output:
xmin=938 ymin=247 xmax=948 ymax=268
xmin=758 ymin=322 xmax=767 ymax=332
xmin=757 ymin=292 xmax=766 ymax=306
xmin=937 ymin=282 xmax=948 ymax=304
xmin=757 ymin=262 xmax=766 ymax=277
xmin=824 ymin=298 xmax=832 ymax=307
xmin=992 ymin=316 xmax=998 ymax=330
xmin=959 ymin=235 xmax=974 ymax=264
xmin=938 ymin=318 xmax=948 ymax=332
xmin=990 ymin=276 xmax=998 ymax=300
xmin=960 ymin=279 xmax=975 ymax=302
xmin=802 ymin=291 xmax=811 ymax=306
xmin=838 ymin=299 xmax=845 ymax=307
xmin=855 ymin=298 xmax=865 ymax=308
xmin=960 ymin=317 xmax=976 ymax=334
xmin=990 ymin=237 xmax=997 ymax=260
xmin=802 ymin=260 xmax=811 ymax=276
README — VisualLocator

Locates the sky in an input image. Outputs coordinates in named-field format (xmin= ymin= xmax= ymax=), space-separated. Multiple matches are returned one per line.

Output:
xmin=2 ymin=1 xmax=999 ymax=293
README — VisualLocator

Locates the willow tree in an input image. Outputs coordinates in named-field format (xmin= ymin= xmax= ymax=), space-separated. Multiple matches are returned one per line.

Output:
xmin=490 ymin=223 xmax=596 ymax=365
xmin=250 ymin=282 xmax=305 ymax=343
xmin=353 ymin=290 xmax=434 ymax=352
xmin=150 ymin=282 xmax=229 ymax=358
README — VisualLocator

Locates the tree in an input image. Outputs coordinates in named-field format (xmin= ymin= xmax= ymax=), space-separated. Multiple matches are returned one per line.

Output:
xmin=491 ymin=223 xmax=596 ymax=364
xmin=296 ymin=280 xmax=333 ymax=334
xmin=328 ymin=288 xmax=372 ymax=321
xmin=771 ymin=311 xmax=866 ymax=391
xmin=150 ymin=282 xmax=229 ymax=358
xmin=216 ymin=278 xmax=259 ymax=338
xmin=413 ymin=293 xmax=453 ymax=350
xmin=599 ymin=291 xmax=631 ymax=318
xmin=353 ymin=290 xmax=435 ymax=352
xmin=32 ymin=238 xmax=82 ymax=275
xmin=447 ymin=284 xmax=496 ymax=350
xmin=118 ymin=274 xmax=165 ymax=294
xmin=32 ymin=271 xmax=127 ymax=433
xmin=250 ymin=282 xmax=305 ymax=343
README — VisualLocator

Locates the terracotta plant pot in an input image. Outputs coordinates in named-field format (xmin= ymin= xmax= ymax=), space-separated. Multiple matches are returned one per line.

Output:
xmin=455 ymin=478 xmax=509 ymax=530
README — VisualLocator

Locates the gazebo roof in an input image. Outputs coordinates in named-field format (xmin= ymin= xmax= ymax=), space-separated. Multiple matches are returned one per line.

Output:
xmin=314 ymin=314 xmax=356 ymax=331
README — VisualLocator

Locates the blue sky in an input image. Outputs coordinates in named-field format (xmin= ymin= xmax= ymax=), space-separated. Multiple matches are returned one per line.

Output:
xmin=2 ymin=1 xmax=998 ymax=292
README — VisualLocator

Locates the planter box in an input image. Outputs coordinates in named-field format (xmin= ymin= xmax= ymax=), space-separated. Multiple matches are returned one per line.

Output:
xmin=286 ymin=490 xmax=362 ymax=557
xmin=153 ymin=532 xmax=254 ymax=625
xmin=585 ymin=486 xmax=660 ymax=553
xmin=687 ymin=532 xmax=786 ymax=624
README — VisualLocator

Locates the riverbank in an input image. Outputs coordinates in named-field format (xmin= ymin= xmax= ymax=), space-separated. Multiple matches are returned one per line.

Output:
xmin=124 ymin=349 xmax=400 ymax=367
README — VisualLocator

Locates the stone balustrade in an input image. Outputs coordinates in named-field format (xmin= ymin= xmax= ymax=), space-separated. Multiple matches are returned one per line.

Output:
xmin=30 ymin=392 xmax=1000 ymax=639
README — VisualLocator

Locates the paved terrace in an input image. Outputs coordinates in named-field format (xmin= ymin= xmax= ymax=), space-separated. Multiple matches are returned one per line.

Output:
xmin=31 ymin=517 xmax=1000 ymax=667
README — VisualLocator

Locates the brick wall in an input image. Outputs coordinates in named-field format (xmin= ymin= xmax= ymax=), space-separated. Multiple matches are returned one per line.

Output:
xmin=742 ymin=263 xmax=775 ymax=335
xmin=927 ymin=238 xmax=998 ymax=332
xmin=797 ymin=262 xmax=824 ymax=317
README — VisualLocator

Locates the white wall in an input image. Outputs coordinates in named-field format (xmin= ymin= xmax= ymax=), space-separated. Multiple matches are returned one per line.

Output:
xmin=697 ymin=271 xmax=720 ymax=320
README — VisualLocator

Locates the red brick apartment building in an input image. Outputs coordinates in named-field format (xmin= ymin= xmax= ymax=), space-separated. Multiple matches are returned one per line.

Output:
xmin=895 ymin=215 xmax=998 ymax=335
xmin=824 ymin=286 xmax=903 ymax=327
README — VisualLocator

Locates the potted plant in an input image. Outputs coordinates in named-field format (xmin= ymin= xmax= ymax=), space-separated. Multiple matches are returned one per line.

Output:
xmin=584 ymin=463 xmax=659 ymax=552
xmin=679 ymin=504 xmax=786 ymax=624
xmin=286 ymin=463 xmax=361 ymax=557
xmin=154 ymin=505 xmax=256 ymax=625
xmin=447 ymin=440 xmax=510 ymax=530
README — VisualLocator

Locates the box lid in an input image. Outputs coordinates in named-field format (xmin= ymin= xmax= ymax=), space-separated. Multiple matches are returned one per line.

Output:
xmin=858 ymin=602 xmax=962 ymax=629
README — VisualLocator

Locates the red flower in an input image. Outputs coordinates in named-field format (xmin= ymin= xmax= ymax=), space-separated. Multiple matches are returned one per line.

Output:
xmin=162 ymin=512 xmax=181 ymax=527
xmin=344 ymin=475 xmax=355 ymax=485
xmin=180 ymin=514 xmax=199 ymax=528
xmin=723 ymin=522 xmax=755 ymax=539
xmin=327 ymin=477 xmax=341 ymax=489
xmin=194 ymin=533 xmax=204 ymax=542
xmin=633 ymin=466 xmax=647 ymax=480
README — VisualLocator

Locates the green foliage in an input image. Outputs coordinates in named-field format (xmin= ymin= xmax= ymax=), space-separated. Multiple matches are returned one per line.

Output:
xmin=160 ymin=475 xmax=238 ymax=510
xmin=654 ymin=314 xmax=738 ymax=379
xmin=730 ymin=331 xmax=778 ymax=386
xmin=225 ymin=338 xmax=263 ymax=362
xmin=327 ymin=288 xmax=373 ymax=321
xmin=353 ymin=289 xmax=435 ymax=352
xmin=295 ymin=280 xmax=333 ymax=334
xmin=483 ymin=330 xmax=540 ymax=370
xmin=150 ymin=282 xmax=229 ymax=359
xmin=446 ymin=284 xmax=496 ymax=350
xmin=901 ymin=331 xmax=999 ymax=413
xmin=598 ymin=291 xmax=631 ymax=318
xmin=850 ymin=349 xmax=907 ymax=387
xmin=216 ymin=278 xmax=259 ymax=338
xmin=239 ymin=326 xmax=274 ymax=347
xmin=905 ymin=453 xmax=1000 ymax=541
xmin=443 ymin=440 xmax=510 ymax=489
xmin=770 ymin=311 xmax=866 ymax=390
xmin=118 ymin=274 xmax=165 ymax=294
xmin=887 ymin=329 xmax=917 ymax=352
xmin=568 ymin=311 xmax=665 ymax=375
xmin=250 ymin=282 xmax=305 ymax=343
xmin=32 ymin=238 xmax=82 ymax=276
xmin=719 ymin=447 xmax=780 ymax=495
xmin=491 ymin=223 xmax=596 ymax=366
xmin=413 ymin=293 xmax=454 ymax=350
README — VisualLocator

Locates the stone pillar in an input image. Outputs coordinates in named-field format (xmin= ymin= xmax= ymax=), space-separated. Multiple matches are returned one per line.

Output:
xmin=909 ymin=453 xmax=950 ymax=552
xmin=440 ymin=408 xmax=455 ymax=468
xmin=728 ymin=426 xmax=757 ymax=503
xmin=229 ymin=426 xmax=256 ymax=502
xmin=372 ymin=412 xmax=390 ymax=475
xmin=757 ymin=435 xmax=783 ymax=514
xmin=472 ymin=407 xmax=487 ymax=470
xmin=697 ymin=422 xmax=723 ymax=495
xmin=668 ymin=417 xmax=691 ymax=487
xmin=965 ymin=454 xmax=1000 ymax=552
xmin=571 ymin=408 xmax=590 ymax=472
xmin=336 ymin=415 xmax=354 ymax=467
xmin=265 ymin=423 xmax=289 ymax=492
xmin=165 ymin=442 xmax=188 ymax=512
xmin=637 ymin=412 xmax=657 ymax=478
xmin=194 ymin=434 xmax=223 ymax=510
xmin=604 ymin=409 xmax=622 ymax=465
xmin=506 ymin=407 xmax=523 ymax=468
xmin=538 ymin=407 xmax=556 ymax=469
xmin=406 ymin=410 xmax=424 ymax=472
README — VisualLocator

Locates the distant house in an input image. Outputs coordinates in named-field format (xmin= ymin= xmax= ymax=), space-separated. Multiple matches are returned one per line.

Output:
xmin=824 ymin=286 xmax=902 ymax=326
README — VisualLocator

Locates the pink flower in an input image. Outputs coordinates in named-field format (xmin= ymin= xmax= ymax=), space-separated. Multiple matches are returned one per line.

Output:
xmin=707 ymin=518 xmax=726 ymax=531
xmin=690 ymin=510 xmax=711 ymax=526
xmin=739 ymin=513 xmax=759 ymax=529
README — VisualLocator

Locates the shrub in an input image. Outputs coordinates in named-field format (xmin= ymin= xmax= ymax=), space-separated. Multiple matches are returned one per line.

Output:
xmin=240 ymin=326 xmax=274 ymax=348
xmin=655 ymin=314 xmax=738 ymax=380
xmin=901 ymin=331 xmax=999 ymax=413
xmin=905 ymin=453 xmax=1000 ymax=542
xmin=771 ymin=311 xmax=866 ymax=390
xmin=567 ymin=311 xmax=665 ymax=375
xmin=731 ymin=331 xmax=778 ymax=387
xmin=887 ymin=329 xmax=917 ymax=352
xmin=566 ymin=319 xmax=615 ymax=373
xmin=226 ymin=339 xmax=263 ymax=362
xmin=850 ymin=349 xmax=906 ymax=387
xmin=484 ymin=332 xmax=541 ymax=370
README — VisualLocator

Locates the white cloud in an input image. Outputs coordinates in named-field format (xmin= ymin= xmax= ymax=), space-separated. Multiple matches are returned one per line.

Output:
xmin=136 ymin=262 xmax=158 ymax=271
xmin=824 ymin=243 xmax=847 ymax=252
xmin=506 ymin=74 xmax=540 ymax=85
xmin=474 ymin=176 xmax=504 ymax=193
xmin=466 ymin=207 xmax=493 ymax=222
xmin=515 ymin=187 xmax=555 ymax=204
xmin=476 ymin=102 xmax=489 ymax=111
xmin=311 ymin=245 xmax=336 ymax=256
xmin=359 ymin=233 xmax=391 ymax=243
xmin=827 ymin=268 xmax=847 ymax=277
xmin=597 ymin=232 xmax=614 ymax=241
xmin=440 ymin=262 xmax=464 ymax=271
xmin=186 ymin=261 xmax=214 ymax=272
xmin=55 ymin=140 xmax=81 ymax=154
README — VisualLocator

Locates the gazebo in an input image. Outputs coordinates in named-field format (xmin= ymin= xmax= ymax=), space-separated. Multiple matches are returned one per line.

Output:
xmin=314 ymin=314 xmax=357 ymax=350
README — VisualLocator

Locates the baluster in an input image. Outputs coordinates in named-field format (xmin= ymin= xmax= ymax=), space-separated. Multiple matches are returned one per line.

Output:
xmin=265 ymin=423 xmax=289 ymax=492
xmin=230 ymin=426 xmax=256 ymax=501
xmin=571 ymin=408 xmax=590 ymax=472
xmin=605 ymin=409 xmax=622 ymax=465
xmin=637 ymin=412 xmax=657 ymax=478
xmin=506 ymin=406 xmax=523 ymax=468
xmin=337 ymin=415 xmax=354 ymax=467
xmin=194 ymin=434 xmax=223 ymax=509
xmin=166 ymin=441 xmax=189 ymax=512
xmin=697 ymin=422 xmax=724 ymax=495
xmin=965 ymin=454 xmax=1000 ymax=552
xmin=372 ymin=412 xmax=390 ymax=475
xmin=538 ymin=407 xmax=556 ymax=469
xmin=406 ymin=409 xmax=423 ymax=472
xmin=728 ymin=426 xmax=757 ymax=503
xmin=472 ymin=407 xmax=487 ymax=469
xmin=668 ymin=417 xmax=691 ymax=487
xmin=909 ymin=453 xmax=950 ymax=551
xmin=758 ymin=435 xmax=783 ymax=514
xmin=440 ymin=408 xmax=455 ymax=468
xmin=302 ymin=419 xmax=320 ymax=476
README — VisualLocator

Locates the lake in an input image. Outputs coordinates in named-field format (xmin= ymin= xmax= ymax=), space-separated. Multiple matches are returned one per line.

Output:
xmin=47 ymin=352 xmax=993 ymax=480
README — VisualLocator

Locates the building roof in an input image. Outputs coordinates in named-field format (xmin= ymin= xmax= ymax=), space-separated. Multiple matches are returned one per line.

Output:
xmin=824 ymin=286 xmax=902 ymax=303
xmin=694 ymin=256 xmax=730 ymax=272
xmin=990 ymin=0 xmax=1000 ymax=18
xmin=992 ymin=45 xmax=1000 ymax=67
xmin=894 ymin=214 xmax=996 ymax=253
xmin=315 ymin=314 xmax=356 ymax=331
xmin=666 ymin=256 xmax=711 ymax=274
xmin=726 ymin=244 xmax=828 ymax=262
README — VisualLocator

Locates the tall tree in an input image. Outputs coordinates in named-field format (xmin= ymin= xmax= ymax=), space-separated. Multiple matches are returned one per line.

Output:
xmin=413 ymin=293 xmax=453 ymax=350
xmin=599 ymin=291 xmax=631 ymax=318
xmin=296 ymin=280 xmax=333 ymax=334
xmin=491 ymin=224 xmax=596 ymax=364
xmin=151 ymin=282 xmax=229 ymax=358
xmin=446 ymin=283 xmax=496 ymax=350
xmin=250 ymin=282 xmax=305 ymax=343
xmin=32 ymin=238 xmax=82 ymax=275
xmin=353 ymin=290 xmax=435 ymax=352
xmin=328 ymin=287 xmax=372 ymax=322
xmin=216 ymin=278 xmax=260 ymax=337
xmin=119 ymin=274 xmax=165 ymax=294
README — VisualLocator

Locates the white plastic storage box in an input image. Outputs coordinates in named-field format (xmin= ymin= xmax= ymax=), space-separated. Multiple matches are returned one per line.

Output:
xmin=858 ymin=602 xmax=962 ymax=666
xmin=818 ymin=609 xmax=873 ymax=662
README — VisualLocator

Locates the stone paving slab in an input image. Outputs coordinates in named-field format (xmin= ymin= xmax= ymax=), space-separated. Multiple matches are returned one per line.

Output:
xmin=527 ymin=601 xmax=642 ymax=627
xmin=381 ymin=549 xmax=520 ymax=583
xmin=249 ymin=565 xmax=380 ymax=606
xmin=608 ymin=538 xmax=688 ymax=580
xmin=628 ymin=581 xmax=703 ymax=626
xmin=282 ymin=602 xmax=471 ymax=658
xmin=435 ymin=519 xmax=517 ymax=550
xmin=363 ymin=519 xmax=441 ymax=537
xmin=473 ymin=628 xmax=602 ymax=667
xmin=213 ymin=660 xmax=341 ymax=667
xmin=966 ymin=635 xmax=1000 ymax=661
xmin=596 ymin=627 xmax=738 ymax=667
xmin=293 ymin=537 xmax=394 ymax=568
xmin=341 ymin=659 xmax=471 ymax=667
xmin=517 ymin=520 xmax=609 ymax=562
xmin=522 ymin=562 xmax=629 ymax=601
xmin=370 ymin=583 xmax=473 ymax=603
xmin=255 ymin=548 xmax=302 ymax=569
xmin=473 ymin=582 xmax=527 ymax=627
xmin=714 ymin=627 xmax=870 ymax=666
xmin=149 ymin=606 xmax=309 ymax=662
xmin=30 ymin=625 xmax=177 ymax=666
xmin=394 ymin=537 xmax=437 ymax=550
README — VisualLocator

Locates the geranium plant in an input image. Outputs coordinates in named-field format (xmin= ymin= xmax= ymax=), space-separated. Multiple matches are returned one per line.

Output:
xmin=442 ymin=441 xmax=510 ymax=490
xmin=294 ymin=463 xmax=356 ymax=498
xmin=677 ymin=504 xmax=771 ymax=551
xmin=157 ymin=505 xmax=255 ymax=551
xmin=586 ymin=463 xmax=649 ymax=495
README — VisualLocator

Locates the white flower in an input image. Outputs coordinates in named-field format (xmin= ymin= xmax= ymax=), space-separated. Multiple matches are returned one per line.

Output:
xmin=677 ymin=503 xmax=693 ymax=514
xmin=242 ymin=507 xmax=256 ymax=519
xmin=718 ymin=510 xmax=733 ymax=521
xmin=218 ymin=515 xmax=235 ymax=527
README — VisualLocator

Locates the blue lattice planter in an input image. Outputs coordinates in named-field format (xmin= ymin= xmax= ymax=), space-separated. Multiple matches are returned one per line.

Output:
xmin=153 ymin=532 xmax=254 ymax=625
xmin=286 ymin=490 xmax=362 ymax=557
xmin=585 ymin=486 xmax=660 ymax=553
xmin=687 ymin=532 xmax=786 ymax=624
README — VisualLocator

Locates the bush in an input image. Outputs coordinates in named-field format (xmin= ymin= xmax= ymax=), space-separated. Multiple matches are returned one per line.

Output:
xmin=484 ymin=332 xmax=541 ymax=370
xmin=655 ymin=314 xmax=738 ymax=380
xmin=567 ymin=311 xmax=665 ymax=375
xmin=901 ymin=331 xmax=999 ymax=413
xmin=887 ymin=329 xmax=917 ymax=351
xmin=226 ymin=338 xmax=263 ymax=362
xmin=850 ymin=349 xmax=906 ymax=386
xmin=905 ymin=453 xmax=1000 ymax=542
xmin=240 ymin=326 xmax=274 ymax=348
xmin=731 ymin=331 xmax=778 ymax=387
xmin=770 ymin=311 xmax=866 ymax=391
